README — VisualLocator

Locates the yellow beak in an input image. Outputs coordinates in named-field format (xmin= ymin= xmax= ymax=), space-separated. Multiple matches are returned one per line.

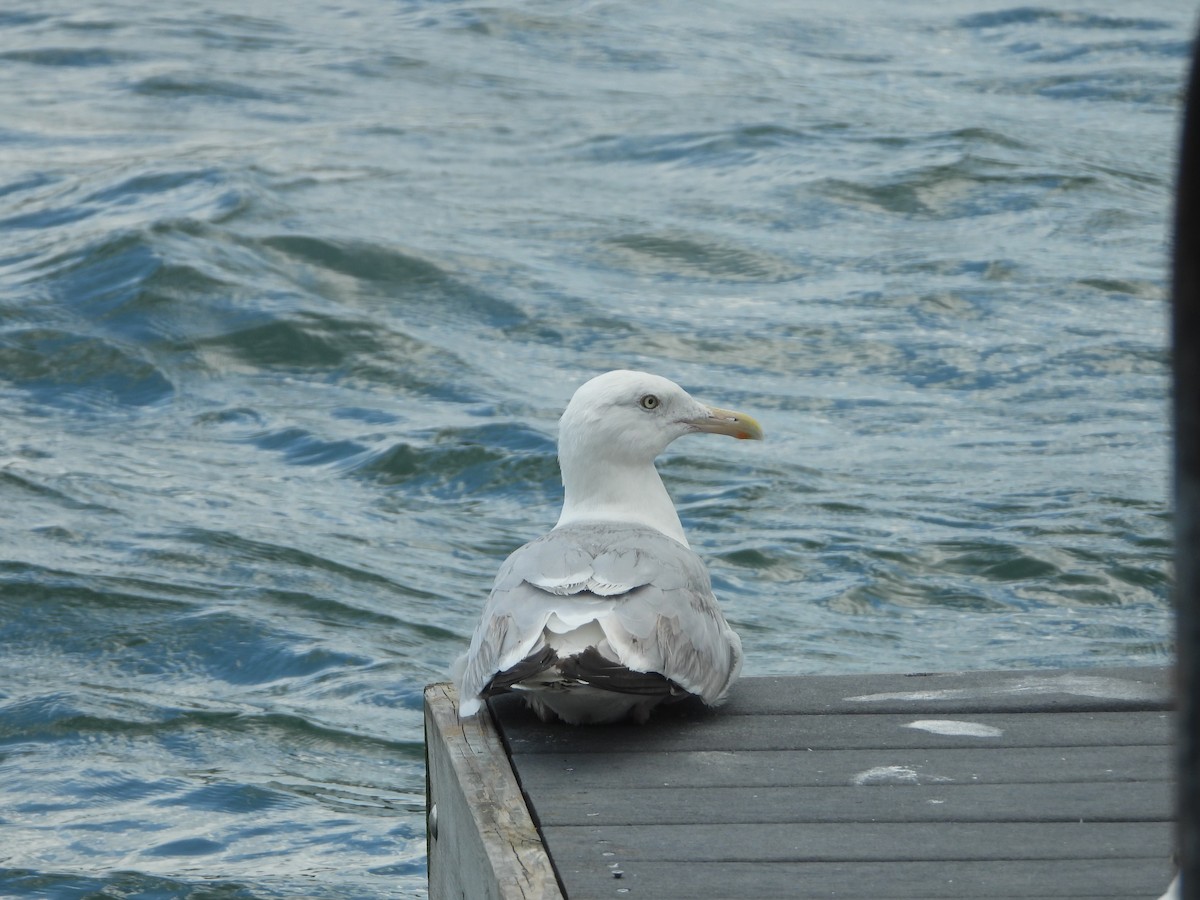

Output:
xmin=686 ymin=405 xmax=764 ymax=441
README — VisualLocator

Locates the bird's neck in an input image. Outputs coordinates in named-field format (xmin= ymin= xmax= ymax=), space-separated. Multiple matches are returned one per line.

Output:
xmin=555 ymin=454 xmax=690 ymax=546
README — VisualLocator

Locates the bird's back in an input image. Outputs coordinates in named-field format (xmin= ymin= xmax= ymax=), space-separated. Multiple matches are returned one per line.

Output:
xmin=455 ymin=523 xmax=743 ymax=724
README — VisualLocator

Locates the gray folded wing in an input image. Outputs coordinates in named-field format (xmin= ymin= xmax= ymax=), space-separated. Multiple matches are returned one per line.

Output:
xmin=456 ymin=522 xmax=742 ymax=716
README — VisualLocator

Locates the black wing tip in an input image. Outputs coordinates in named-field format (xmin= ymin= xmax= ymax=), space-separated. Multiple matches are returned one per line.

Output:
xmin=481 ymin=645 xmax=698 ymax=701
xmin=558 ymin=647 xmax=692 ymax=698
xmin=482 ymin=645 xmax=559 ymax=695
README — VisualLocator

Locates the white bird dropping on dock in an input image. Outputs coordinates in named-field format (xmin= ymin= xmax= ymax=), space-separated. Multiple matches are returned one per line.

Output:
xmin=455 ymin=370 xmax=763 ymax=725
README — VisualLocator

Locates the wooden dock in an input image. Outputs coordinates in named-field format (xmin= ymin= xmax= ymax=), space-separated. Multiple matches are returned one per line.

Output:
xmin=425 ymin=666 xmax=1174 ymax=899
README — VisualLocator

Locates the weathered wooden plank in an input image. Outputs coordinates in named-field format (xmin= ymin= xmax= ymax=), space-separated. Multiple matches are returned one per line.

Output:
xmin=510 ymin=744 xmax=1172 ymax=790
xmin=497 ymin=707 xmax=1171 ymax=755
xmin=529 ymin=780 xmax=1173 ymax=827
xmin=718 ymin=667 xmax=1171 ymax=716
xmin=424 ymin=683 xmax=563 ymax=900
xmin=489 ymin=667 xmax=1170 ymax=725
xmin=541 ymin=820 xmax=1174 ymax=863
xmin=470 ymin=670 xmax=1175 ymax=899
xmin=553 ymin=858 xmax=1176 ymax=899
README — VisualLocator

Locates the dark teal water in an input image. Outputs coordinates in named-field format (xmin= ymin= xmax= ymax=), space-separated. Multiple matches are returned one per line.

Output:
xmin=0 ymin=1 xmax=1189 ymax=896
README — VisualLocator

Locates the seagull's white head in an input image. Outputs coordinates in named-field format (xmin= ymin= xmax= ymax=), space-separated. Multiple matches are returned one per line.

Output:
xmin=555 ymin=370 xmax=763 ymax=542
xmin=558 ymin=370 xmax=762 ymax=465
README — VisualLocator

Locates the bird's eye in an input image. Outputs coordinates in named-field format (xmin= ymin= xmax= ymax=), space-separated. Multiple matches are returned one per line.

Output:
xmin=639 ymin=394 xmax=660 ymax=410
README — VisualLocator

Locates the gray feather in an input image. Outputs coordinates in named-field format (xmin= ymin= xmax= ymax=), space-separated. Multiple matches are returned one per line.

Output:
xmin=457 ymin=522 xmax=742 ymax=720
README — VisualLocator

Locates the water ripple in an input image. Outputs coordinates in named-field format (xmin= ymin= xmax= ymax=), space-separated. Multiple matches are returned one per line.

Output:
xmin=0 ymin=0 xmax=1182 ymax=895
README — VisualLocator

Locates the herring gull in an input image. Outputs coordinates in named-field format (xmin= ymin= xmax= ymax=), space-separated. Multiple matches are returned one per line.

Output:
xmin=454 ymin=369 xmax=762 ymax=725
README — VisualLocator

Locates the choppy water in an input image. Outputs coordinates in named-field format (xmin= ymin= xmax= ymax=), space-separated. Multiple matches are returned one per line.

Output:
xmin=0 ymin=1 xmax=1189 ymax=896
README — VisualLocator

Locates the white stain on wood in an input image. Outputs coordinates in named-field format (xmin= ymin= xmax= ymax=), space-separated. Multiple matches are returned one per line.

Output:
xmin=904 ymin=719 xmax=1004 ymax=738
xmin=851 ymin=765 xmax=954 ymax=786
xmin=846 ymin=674 xmax=1161 ymax=704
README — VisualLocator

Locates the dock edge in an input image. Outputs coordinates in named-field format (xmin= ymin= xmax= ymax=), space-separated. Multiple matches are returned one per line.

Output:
xmin=425 ymin=682 xmax=564 ymax=900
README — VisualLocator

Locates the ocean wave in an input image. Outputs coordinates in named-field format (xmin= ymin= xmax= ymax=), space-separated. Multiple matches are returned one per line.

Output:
xmin=0 ymin=327 xmax=173 ymax=409
xmin=0 ymin=0 xmax=1182 ymax=894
